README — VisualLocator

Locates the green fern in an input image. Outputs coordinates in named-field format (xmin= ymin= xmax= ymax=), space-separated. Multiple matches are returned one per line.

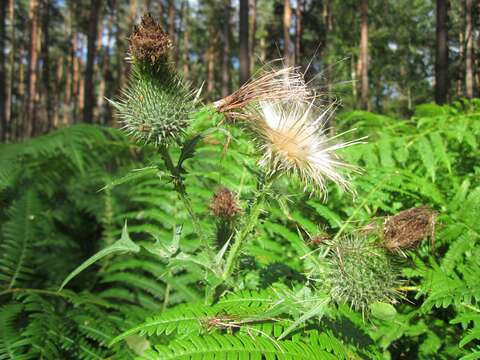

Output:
xmin=142 ymin=333 xmax=338 ymax=360
xmin=0 ymin=190 xmax=41 ymax=290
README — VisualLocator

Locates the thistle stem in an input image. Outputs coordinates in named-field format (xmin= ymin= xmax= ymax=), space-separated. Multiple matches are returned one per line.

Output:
xmin=158 ymin=145 xmax=205 ymax=245
xmin=221 ymin=181 xmax=270 ymax=281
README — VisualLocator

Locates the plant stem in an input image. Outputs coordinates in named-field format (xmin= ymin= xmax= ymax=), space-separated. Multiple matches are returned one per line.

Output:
xmin=221 ymin=182 xmax=269 ymax=281
xmin=158 ymin=145 xmax=205 ymax=245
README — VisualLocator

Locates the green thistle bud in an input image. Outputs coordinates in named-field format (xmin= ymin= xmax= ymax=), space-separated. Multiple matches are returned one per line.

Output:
xmin=325 ymin=235 xmax=400 ymax=313
xmin=110 ymin=14 xmax=196 ymax=146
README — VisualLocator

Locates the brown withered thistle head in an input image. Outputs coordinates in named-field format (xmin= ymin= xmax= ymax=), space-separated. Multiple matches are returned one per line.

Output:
xmin=129 ymin=13 xmax=172 ymax=65
xmin=210 ymin=187 xmax=240 ymax=220
xmin=213 ymin=66 xmax=312 ymax=120
xmin=382 ymin=206 xmax=436 ymax=253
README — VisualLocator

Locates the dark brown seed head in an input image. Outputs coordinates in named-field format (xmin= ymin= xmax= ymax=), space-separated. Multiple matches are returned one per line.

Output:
xmin=210 ymin=187 xmax=240 ymax=220
xmin=383 ymin=206 xmax=436 ymax=252
xmin=129 ymin=13 xmax=172 ymax=65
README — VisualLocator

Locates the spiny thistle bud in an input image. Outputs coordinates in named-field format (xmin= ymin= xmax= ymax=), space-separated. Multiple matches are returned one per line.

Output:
xmin=210 ymin=187 xmax=240 ymax=220
xmin=110 ymin=14 xmax=196 ymax=146
xmin=129 ymin=13 xmax=172 ymax=65
xmin=382 ymin=206 xmax=436 ymax=253
xmin=325 ymin=235 xmax=400 ymax=313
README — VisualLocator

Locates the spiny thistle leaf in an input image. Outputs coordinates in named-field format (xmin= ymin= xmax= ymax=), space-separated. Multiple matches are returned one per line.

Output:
xmin=59 ymin=223 xmax=140 ymax=291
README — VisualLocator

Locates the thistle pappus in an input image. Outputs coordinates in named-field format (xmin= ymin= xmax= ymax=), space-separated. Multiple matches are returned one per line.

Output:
xmin=249 ymin=99 xmax=366 ymax=197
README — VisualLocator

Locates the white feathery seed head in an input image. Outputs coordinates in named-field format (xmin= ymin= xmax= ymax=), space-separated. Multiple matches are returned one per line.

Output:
xmin=250 ymin=99 xmax=365 ymax=197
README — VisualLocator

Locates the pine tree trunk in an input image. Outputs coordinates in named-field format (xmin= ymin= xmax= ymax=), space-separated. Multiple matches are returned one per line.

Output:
xmin=72 ymin=34 xmax=80 ymax=123
xmin=41 ymin=0 xmax=53 ymax=132
xmin=295 ymin=0 xmax=302 ymax=65
xmin=249 ymin=0 xmax=256 ymax=74
xmin=97 ymin=3 xmax=114 ymax=124
xmin=477 ymin=0 xmax=480 ymax=95
xmin=457 ymin=22 xmax=464 ymax=97
xmin=0 ymin=0 xmax=7 ymax=141
xmin=239 ymin=0 xmax=250 ymax=85
xmin=182 ymin=0 xmax=190 ymax=80
xmin=222 ymin=0 xmax=231 ymax=97
xmin=118 ymin=0 xmax=137 ymax=91
xmin=207 ymin=26 xmax=216 ymax=94
xmin=26 ymin=0 xmax=40 ymax=137
xmin=168 ymin=0 xmax=176 ymax=59
xmin=465 ymin=0 xmax=473 ymax=98
xmin=52 ymin=57 xmax=62 ymax=128
xmin=359 ymin=0 xmax=369 ymax=110
xmin=283 ymin=0 xmax=292 ymax=66
xmin=323 ymin=0 xmax=333 ymax=94
xmin=435 ymin=0 xmax=449 ymax=104
xmin=83 ymin=0 xmax=101 ymax=123
xmin=5 ymin=0 xmax=14 ymax=141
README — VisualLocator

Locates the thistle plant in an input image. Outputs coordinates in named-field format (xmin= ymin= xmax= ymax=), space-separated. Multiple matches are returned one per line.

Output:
xmin=96 ymin=11 xmax=408 ymax=349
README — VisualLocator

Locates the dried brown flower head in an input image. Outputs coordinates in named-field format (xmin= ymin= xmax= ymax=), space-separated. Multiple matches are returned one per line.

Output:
xmin=213 ymin=66 xmax=312 ymax=119
xmin=129 ymin=13 xmax=172 ymax=64
xmin=382 ymin=206 xmax=436 ymax=253
xmin=210 ymin=187 xmax=240 ymax=220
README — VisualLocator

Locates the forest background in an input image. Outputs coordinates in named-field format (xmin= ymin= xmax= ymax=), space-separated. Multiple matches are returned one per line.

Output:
xmin=0 ymin=0 xmax=479 ymax=141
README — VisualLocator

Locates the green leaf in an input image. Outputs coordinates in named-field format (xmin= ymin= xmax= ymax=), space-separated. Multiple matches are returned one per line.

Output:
xmin=59 ymin=222 xmax=140 ymax=291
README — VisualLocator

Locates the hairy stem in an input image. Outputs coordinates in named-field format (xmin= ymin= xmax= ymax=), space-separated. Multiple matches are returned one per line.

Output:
xmin=158 ymin=145 xmax=205 ymax=245
xmin=221 ymin=182 xmax=269 ymax=281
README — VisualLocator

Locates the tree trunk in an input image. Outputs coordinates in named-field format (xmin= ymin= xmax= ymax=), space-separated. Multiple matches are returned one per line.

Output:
xmin=97 ymin=2 xmax=114 ymax=124
xmin=26 ymin=0 xmax=40 ymax=137
xmin=477 ymin=0 xmax=480 ymax=95
xmin=52 ymin=57 xmax=62 ymax=128
xmin=359 ymin=0 xmax=369 ymax=110
xmin=465 ymin=0 xmax=473 ymax=98
xmin=295 ymin=0 xmax=302 ymax=65
xmin=457 ymin=23 xmax=464 ymax=97
xmin=239 ymin=0 xmax=250 ymax=85
xmin=168 ymin=0 xmax=176 ymax=59
xmin=5 ymin=0 xmax=14 ymax=141
xmin=83 ymin=0 xmax=101 ymax=123
xmin=249 ymin=0 xmax=256 ymax=74
xmin=283 ymin=0 xmax=292 ymax=66
xmin=222 ymin=0 xmax=231 ymax=97
xmin=0 ymin=0 xmax=7 ymax=141
xmin=41 ymin=0 xmax=53 ymax=132
xmin=435 ymin=0 xmax=449 ymax=104
xmin=72 ymin=34 xmax=80 ymax=123
xmin=323 ymin=0 xmax=333 ymax=94
xmin=182 ymin=0 xmax=190 ymax=80
xmin=118 ymin=0 xmax=137 ymax=91
xmin=207 ymin=28 xmax=216 ymax=94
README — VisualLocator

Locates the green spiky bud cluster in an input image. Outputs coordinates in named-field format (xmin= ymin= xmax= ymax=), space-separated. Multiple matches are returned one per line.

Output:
xmin=110 ymin=14 xmax=196 ymax=146
xmin=325 ymin=235 xmax=400 ymax=313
